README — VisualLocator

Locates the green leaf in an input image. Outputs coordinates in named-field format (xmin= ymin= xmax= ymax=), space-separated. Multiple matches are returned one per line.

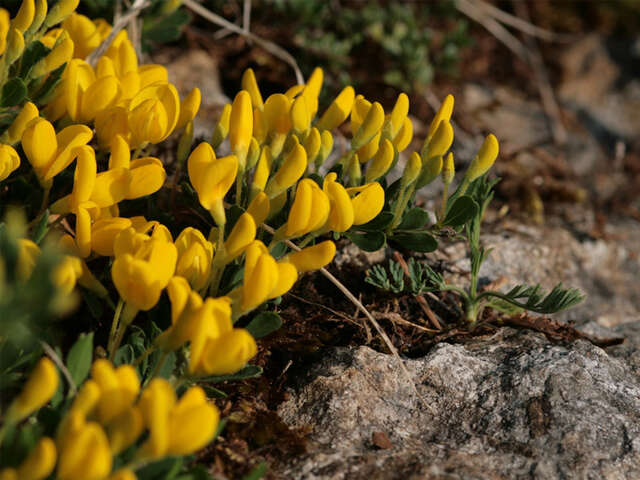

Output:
xmin=66 ymin=332 xmax=94 ymax=387
xmin=137 ymin=457 xmax=183 ymax=480
xmin=201 ymin=384 xmax=227 ymax=398
xmin=245 ymin=312 xmax=282 ymax=339
xmin=442 ymin=196 xmax=478 ymax=227
xmin=113 ymin=344 xmax=135 ymax=366
xmin=345 ymin=231 xmax=386 ymax=251
xmin=33 ymin=209 xmax=49 ymax=244
xmin=33 ymin=63 xmax=65 ymax=104
xmin=19 ymin=41 xmax=50 ymax=78
xmin=359 ymin=211 xmax=394 ymax=231
xmin=389 ymin=232 xmax=437 ymax=252
xmin=143 ymin=9 xmax=191 ymax=45
xmin=242 ymin=463 xmax=268 ymax=480
xmin=397 ymin=207 xmax=429 ymax=230
xmin=204 ymin=365 xmax=263 ymax=383
xmin=1 ymin=78 xmax=27 ymax=107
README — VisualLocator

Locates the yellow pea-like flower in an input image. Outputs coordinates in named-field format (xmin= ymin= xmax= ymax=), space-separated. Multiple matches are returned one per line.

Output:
xmin=95 ymin=106 xmax=130 ymax=147
xmin=126 ymin=157 xmax=166 ymax=200
xmin=70 ymin=379 xmax=101 ymax=416
xmin=175 ymin=227 xmax=214 ymax=291
xmin=303 ymin=67 xmax=323 ymax=117
xmin=91 ymin=217 xmax=141 ymax=256
xmin=106 ymin=406 xmax=144 ymax=455
xmin=62 ymin=13 xmax=100 ymax=59
xmin=290 ymin=95 xmax=310 ymax=133
xmin=284 ymin=84 xmax=304 ymax=100
xmin=5 ymin=28 xmax=25 ymax=65
xmin=246 ymin=191 xmax=270 ymax=226
xmin=198 ymin=330 xmax=257 ymax=377
xmin=78 ymin=75 xmax=120 ymax=122
xmin=128 ymin=83 xmax=180 ymax=146
xmin=176 ymin=87 xmax=201 ymax=131
xmin=211 ymin=104 xmax=231 ymax=149
xmin=15 ymin=436 xmax=56 ymax=480
xmin=0 ymin=468 xmax=16 ymax=480
xmin=166 ymin=386 xmax=220 ymax=455
xmin=224 ymin=213 xmax=256 ymax=263
xmin=421 ymin=119 xmax=453 ymax=161
xmin=388 ymin=92 xmax=409 ymax=138
xmin=229 ymin=90 xmax=253 ymax=167
xmin=5 ymin=101 xmax=38 ymax=145
xmin=402 ymin=151 xmax=423 ymax=188
xmin=43 ymin=0 xmax=79 ymax=29
xmin=138 ymin=378 xmax=176 ymax=459
xmin=30 ymin=34 xmax=74 ymax=78
xmin=427 ymin=94 xmax=454 ymax=143
xmin=348 ymin=182 xmax=385 ymax=225
xmin=357 ymin=131 xmax=381 ymax=163
xmin=52 ymin=255 xmax=83 ymax=295
xmin=316 ymin=130 xmax=334 ymax=168
xmin=442 ymin=152 xmax=455 ymax=185
xmin=393 ymin=116 xmax=413 ymax=152
xmin=268 ymin=262 xmax=297 ymax=299
xmin=317 ymin=86 xmax=355 ymax=131
xmin=56 ymin=422 xmax=112 ymax=480
xmin=365 ymin=138 xmax=394 ymax=182
xmin=350 ymin=95 xmax=371 ymax=134
xmin=24 ymin=0 xmax=46 ymax=37
xmin=250 ymin=145 xmax=272 ymax=196
xmin=263 ymin=93 xmax=292 ymax=136
xmin=285 ymin=178 xmax=330 ymax=238
xmin=465 ymin=133 xmax=499 ymax=182
xmin=241 ymin=68 xmax=264 ymax=109
xmin=303 ymin=127 xmax=321 ymax=165
xmin=352 ymin=101 xmax=384 ymax=150
xmin=188 ymin=142 xmax=237 ymax=225
xmin=323 ymin=173 xmax=354 ymax=232
xmin=0 ymin=9 xmax=10 ymax=56
xmin=156 ymin=278 xmax=204 ymax=351
xmin=12 ymin=0 xmax=35 ymax=33
xmin=16 ymin=238 xmax=40 ymax=280
xmin=188 ymin=296 xmax=234 ymax=373
xmin=61 ymin=59 xmax=96 ymax=121
xmin=0 ymin=144 xmax=20 ymax=182
xmin=285 ymin=240 xmax=336 ymax=273
xmin=6 ymin=357 xmax=58 ymax=424
xmin=240 ymin=250 xmax=278 ymax=312
xmin=90 ymin=359 xmax=140 ymax=424
xmin=265 ymin=143 xmax=307 ymax=198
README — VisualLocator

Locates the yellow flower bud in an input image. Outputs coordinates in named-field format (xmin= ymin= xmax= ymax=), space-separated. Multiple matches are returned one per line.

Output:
xmin=349 ymin=95 xmax=370 ymax=133
xmin=70 ymin=379 xmax=101 ymax=416
xmin=176 ymin=87 xmax=201 ymax=131
xmin=188 ymin=296 xmax=234 ymax=373
xmin=265 ymin=143 xmax=307 ymax=198
xmin=229 ymin=90 xmax=253 ymax=167
xmin=263 ymin=93 xmax=291 ymax=139
xmin=0 ymin=144 xmax=20 ymax=182
xmin=286 ymin=240 xmax=336 ymax=273
xmin=268 ymin=262 xmax=297 ymax=299
xmin=317 ymin=86 xmax=355 ymax=131
xmin=0 ymin=10 xmax=10 ymax=56
xmin=241 ymin=68 xmax=264 ymax=110
xmin=465 ymin=134 xmax=499 ymax=182
xmin=188 ymin=142 xmax=237 ymax=225
xmin=175 ymin=227 xmax=214 ymax=292
xmin=90 ymin=217 xmax=136 ymax=256
xmin=16 ymin=436 xmax=56 ymax=480
xmin=106 ymin=406 xmax=144 ymax=455
xmin=421 ymin=119 xmax=453 ymax=161
xmin=166 ymin=386 xmax=219 ymax=455
xmin=393 ymin=116 xmax=413 ymax=153
xmin=5 ymin=101 xmax=38 ymax=145
xmin=290 ymin=95 xmax=310 ymax=133
xmin=128 ymin=83 xmax=180 ymax=146
xmin=352 ymin=101 xmax=384 ymax=150
xmin=427 ymin=94 xmax=454 ymax=142
xmin=286 ymin=178 xmax=330 ymax=238
xmin=198 ymin=330 xmax=257 ymax=377
xmin=25 ymin=0 xmax=47 ymax=37
xmin=250 ymin=145 xmax=271 ymax=196
xmin=16 ymin=238 xmax=40 ymax=280
xmin=90 ymin=360 xmax=140 ymax=424
xmin=316 ymin=130 xmax=334 ymax=168
xmin=388 ymin=93 xmax=409 ymax=138
xmin=30 ymin=35 xmax=74 ymax=78
xmin=211 ymin=104 xmax=231 ymax=149
xmin=348 ymin=182 xmax=385 ymax=225
xmin=138 ymin=378 xmax=176 ymax=459
xmin=365 ymin=138 xmax=394 ymax=182
xmin=304 ymin=67 xmax=323 ymax=117
xmin=323 ymin=173 xmax=354 ymax=232
xmin=357 ymin=131 xmax=381 ymax=163
xmin=126 ymin=157 xmax=166 ymax=200
xmin=43 ymin=0 xmax=79 ymax=28
xmin=240 ymin=250 xmax=278 ymax=312
xmin=303 ymin=127 xmax=321 ymax=165
xmin=56 ymin=422 xmax=112 ymax=480
xmin=246 ymin=191 xmax=270 ymax=226
xmin=156 ymin=278 xmax=204 ymax=351
xmin=5 ymin=28 xmax=25 ymax=65
xmin=442 ymin=152 xmax=455 ymax=185
xmin=416 ymin=155 xmax=443 ymax=189
xmin=52 ymin=255 xmax=82 ymax=294
xmin=12 ymin=0 xmax=35 ymax=33
xmin=6 ymin=357 xmax=58 ymax=423
xmin=224 ymin=213 xmax=256 ymax=263
xmin=62 ymin=13 xmax=99 ymax=59
xmin=402 ymin=151 xmax=422 ymax=187
xmin=246 ymin=136 xmax=261 ymax=170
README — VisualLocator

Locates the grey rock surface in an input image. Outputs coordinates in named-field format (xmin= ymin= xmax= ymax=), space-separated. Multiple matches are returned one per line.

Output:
xmin=275 ymin=326 xmax=640 ymax=479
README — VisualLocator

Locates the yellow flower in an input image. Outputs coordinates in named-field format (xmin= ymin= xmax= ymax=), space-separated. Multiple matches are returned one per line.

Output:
xmin=6 ymin=357 xmax=58 ymax=424
xmin=388 ymin=92 xmax=409 ymax=139
xmin=393 ymin=116 xmax=413 ymax=153
xmin=90 ymin=216 xmax=146 ymax=256
xmin=285 ymin=178 xmax=330 ymax=238
xmin=176 ymin=87 xmax=201 ymax=131
xmin=155 ymin=277 xmax=204 ymax=352
xmin=52 ymin=254 xmax=83 ymax=295
xmin=347 ymin=182 xmax=385 ymax=225
xmin=56 ymin=422 xmax=112 ymax=480
xmin=69 ymin=379 xmax=101 ymax=416
xmin=240 ymin=244 xmax=278 ymax=312
xmin=188 ymin=142 xmax=237 ymax=226
xmin=12 ymin=0 xmax=35 ymax=33
xmin=264 ymin=143 xmax=307 ymax=198
xmin=285 ymin=240 xmax=336 ymax=273
xmin=263 ymin=93 xmax=291 ymax=136
xmin=241 ymin=68 xmax=264 ymax=109
xmin=229 ymin=90 xmax=253 ymax=167
xmin=108 ymin=470 xmax=137 ymax=480
xmin=175 ymin=227 xmax=214 ymax=291
xmin=352 ymin=101 xmax=384 ymax=150
xmin=224 ymin=213 xmax=256 ymax=263
xmin=464 ymin=134 xmax=499 ymax=182
xmin=323 ymin=173 xmax=354 ymax=233
xmin=128 ymin=83 xmax=180 ymax=146
xmin=0 ymin=144 xmax=20 ymax=182
xmin=21 ymin=118 xmax=93 ymax=183
xmin=303 ymin=67 xmax=323 ymax=117
xmin=16 ymin=238 xmax=40 ymax=280
xmin=426 ymin=94 xmax=454 ymax=143
xmin=62 ymin=13 xmax=102 ymax=58
xmin=30 ymin=33 xmax=74 ymax=78
xmin=211 ymin=104 xmax=231 ymax=149
xmin=303 ymin=127 xmax=321 ymax=165
xmin=15 ymin=436 xmax=56 ymax=480
xmin=421 ymin=119 xmax=453 ymax=161
xmin=442 ymin=152 xmax=455 ymax=185
xmin=365 ymin=138 xmax=394 ymax=182
xmin=165 ymin=386 xmax=219 ymax=455
xmin=197 ymin=329 xmax=257 ymax=377
xmin=25 ymin=0 xmax=47 ymax=37
xmin=4 ymin=101 xmax=38 ymax=145
xmin=43 ymin=0 xmax=79 ymax=29
xmin=290 ymin=95 xmax=310 ymax=133
xmin=317 ymin=86 xmax=355 ymax=131
xmin=90 ymin=359 xmax=140 ymax=424
xmin=105 ymin=406 xmax=144 ymax=455
xmin=5 ymin=28 xmax=25 ymax=66
xmin=246 ymin=191 xmax=270 ymax=226
xmin=137 ymin=378 xmax=175 ymax=459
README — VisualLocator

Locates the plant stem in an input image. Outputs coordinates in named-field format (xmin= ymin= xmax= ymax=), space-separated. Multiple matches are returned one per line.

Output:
xmin=147 ymin=351 xmax=168 ymax=380
xmin=107 ymin=298 xmax=125 ymax=356
xmin=134 ymin=345 xmax=156 ymax=367
xmin=208 ymin=224 xmax=226 ymax=297
xmin=438 ymin=182 xmax=450 ymax=222
xmin=109 ymin=302 xmax=138 ymax=361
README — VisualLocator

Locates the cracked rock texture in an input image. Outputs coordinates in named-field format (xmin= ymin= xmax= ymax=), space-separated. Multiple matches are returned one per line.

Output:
xmin=275 ymin=327 xmax=640 ymax=479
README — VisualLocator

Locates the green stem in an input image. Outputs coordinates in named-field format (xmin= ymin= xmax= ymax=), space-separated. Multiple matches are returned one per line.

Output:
xmin=107 ymin=298 xmax=124 ymax=356
xmin=147 ymin=351 xmax=168 ymax=380
xmin=208 ymin=224 xmax=226 ymax=297
xmin=438 ymin=183 xmax=450 ymax=223
xmin=389 ymin=184 xmax=415 ymax=232
xmin=134 ymin=345 xmax=156 ymax=367
xmin=109 ymin=302 xmax=138 ymax=361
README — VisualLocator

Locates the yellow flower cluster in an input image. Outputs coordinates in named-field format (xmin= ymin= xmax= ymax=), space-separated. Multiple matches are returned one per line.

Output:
xmin=0 ymin=357 xmax=218 ymax=480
